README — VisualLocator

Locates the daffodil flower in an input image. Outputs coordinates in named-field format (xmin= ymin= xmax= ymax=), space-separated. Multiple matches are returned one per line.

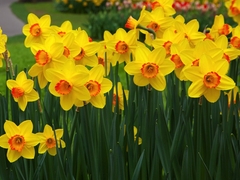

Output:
xmin=0 ymin=120 xmax=39 ymax=163
xmin=77 ymin=65 xmax=112 ymax=108
xmin=6 ymin=71 xmax=39 ymax=111
xmin=37 ymin=124 xmax=65 ymax=156
xmin=183 ymin=54 xmax=236 ymax=103
xmin=22 ymin=13 xmax=52 ymax=48
xmin=45 ymin=61 xmax=90 ymax=111
xmin=124 ymin=46 xmax=175 ymax=91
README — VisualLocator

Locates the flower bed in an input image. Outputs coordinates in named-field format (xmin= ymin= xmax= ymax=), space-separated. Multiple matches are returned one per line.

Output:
xmin=0 ymin=0 xmax=239 ymax=179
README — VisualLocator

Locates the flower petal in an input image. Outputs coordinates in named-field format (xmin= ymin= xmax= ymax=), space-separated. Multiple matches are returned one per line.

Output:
xmin=133 ymin=74 xmax=149 ymax=86
xmin=21 ymin=146 xmax=35 ymax=159
xmin=188 ymin=80 xmax=207 ymax=98
xmin=7 ymin=149 xmax=21 ymax=163
xmin=149 ymin=75 xmax=166 ymax=91
xmin=204 ymin=88 xmax=220 ymax=103
xmin=0 ymin=134 xmax=9 ymax=148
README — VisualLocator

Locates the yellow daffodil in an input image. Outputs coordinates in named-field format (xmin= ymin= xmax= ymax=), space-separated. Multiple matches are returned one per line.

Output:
xmin=51 ymin=20 xmax=73 ymax=37
xmin=78 ymin=65 xmax=112 ymax=108
xmin=183 ymin=54 xmax=235 ymax=103
xmin=125 ymin=6 xmax=146 ymax=30
xmin=214 ymin=35 xmax=240 ymax=62
xmin=74 ymin=30 xmax=100 ymax=67
xmin=55 ymin=32 xmax=81 ymax=60
xmin=174 ymin=19 xmax=206 ymax=47
xmin=22 ymin=13 xmax=52 ymax=48
xmin=230 ymin=25 xmax=240 ymax=50
xmin=0 ymin=120 xmax=39 ymax=163
xmin=151 ymin=0 xmax=176 ymax=16
xmin=225 ymin=0 xmax=240 ymax=24
xmin=6 ymin=71 xmax=39 ymax=111
xmin=152 ymin=28 xmax=184 ymax=56
xmin=28 ymin=36 xmax=68 ymax=89
xmin=140 ymin=7 xmax=174 ymax=44
xmin=112 ymin=82 xmax=129 ymax=111
xmin=106 ymin=28 xmax=138 ymax=64
xmin=37 ymin=124 xmax=66 ymax=156
xmin=98 ymin=30 xmax=116 ymax=67
xmin=124 ymin=46 xmax=175 ymax=91
xmin=45 ymin=61 xmax=91 ymax=111
xmin=207 ymin=14 xmax=232 ymax=40
xmin=169 ymin=38 xmax=191 ymax=80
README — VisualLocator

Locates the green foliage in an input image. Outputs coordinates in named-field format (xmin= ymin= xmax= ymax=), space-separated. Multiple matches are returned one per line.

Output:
xmin=87 ymin=8 xmax=140 ymax=39
xmin=54 ymin=0 xmax=108 ymax=14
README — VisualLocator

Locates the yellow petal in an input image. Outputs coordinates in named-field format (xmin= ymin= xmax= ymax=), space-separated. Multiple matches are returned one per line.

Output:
xmin=25 ymin=133 xmax=40 ymax=146
xmin=124 ymin=62 xmax=143 ymax=75
xmin=25 ymin=90 xmax=39 ymax=102
xmin=204 ymin=88 xmax=221 ymax=103
xmin=21 ymin=146 xmax=35 ymax=159
xmin=133 ymin=74 xmax=149 ymax=86
xmin=7 ymin=149 xmax=21 ymax=163
xmin=0 ymin=134 xmax=9 ymax=148
xmin=44 ymin=124 xmax=54 ymax=137
xmin=4 ymin=120 xmax=20 ymax=137
xmin=18 ymin=96 xmax=28 ymax=111
xmin=149 ymin=75 xmax=166 ymax=91
xmin=188 ymin=80 xmax=207 ymax=98
xmin=90 ymin=94 xmax=106 ymax=108
xmin=217 ymin=75 xmax=236 ymax=90
xmin=55 ymin=129 xmax=63 ymax=139
xmin=48 ymin=147 xmax=57 ymax=156
xmin=101 ymin=78 xmax=113 ymax=93
xmin=19 ymin=120 xmax=33 ymax=136
xmin=38 ymin=143 xmax=48 ymax=154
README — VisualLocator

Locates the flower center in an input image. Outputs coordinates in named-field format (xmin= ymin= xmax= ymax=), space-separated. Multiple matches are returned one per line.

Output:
xmin=230 ymin=36 xmax=240 ymax=49
xmin=147 ymin=21 xmax=160 ymax=32
xmin=35 ymin=50 xmax=50 ymax=65
xmin=30 ymin=23 xmax=42 ymax=37
xmin=85 ymin=80 xmax=101 ymax=96
xmin=125 ymin=16 xmax=137 ymax=29
xmin=63 ymin=46 xmax=70 ymax=58
xmin=46 ymin=137 xmax=56 ymax=149
xmin=163 ymin=41 xmax=172 ymax=55
xmin=58 ymin=31 xmax=66 ymax=37
xmin=55 ymin=80 xmax=72 ymax=95
xmin=192 ymin=59 xmax=199 ymax=66
xmin=218 ymin=24 xmax=231 ymax=35
xmin=171 ymin=54 xmax=184 ymax=68
xmin=98 ymin=57 xmax=105 ymax=66
xmin=141 ymin=62 xmax=159 ymax=78
xmin=230 ymin=6 xmax=240 ymax=16
xmin=203 ymin=72 xmax=221 ymax=88
xmin=151 ymin=1 xmax=161 ymax=10
xmin=115 ymin=41 xmax=129 ymax=54
xmin=8 ymin=135 xmax=25 ymax=152
xmin=223 ymin=53 xmax=230 ymax=63
xmin=11 ymin=87 xmax=24 ymax=98
xmin=74 ymin=48 xmax=85 ymax=61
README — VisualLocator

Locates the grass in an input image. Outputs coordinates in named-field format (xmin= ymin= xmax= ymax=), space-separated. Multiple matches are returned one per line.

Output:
xmin=0 ymin=1 xmax=90 ymax=94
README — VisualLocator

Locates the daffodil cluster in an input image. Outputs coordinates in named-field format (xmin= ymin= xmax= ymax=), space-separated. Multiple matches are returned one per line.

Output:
xmin=0 ymin=120 xmax=65 ymax=162
xmin=122 ymin=0 xmax=239 ymax=103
